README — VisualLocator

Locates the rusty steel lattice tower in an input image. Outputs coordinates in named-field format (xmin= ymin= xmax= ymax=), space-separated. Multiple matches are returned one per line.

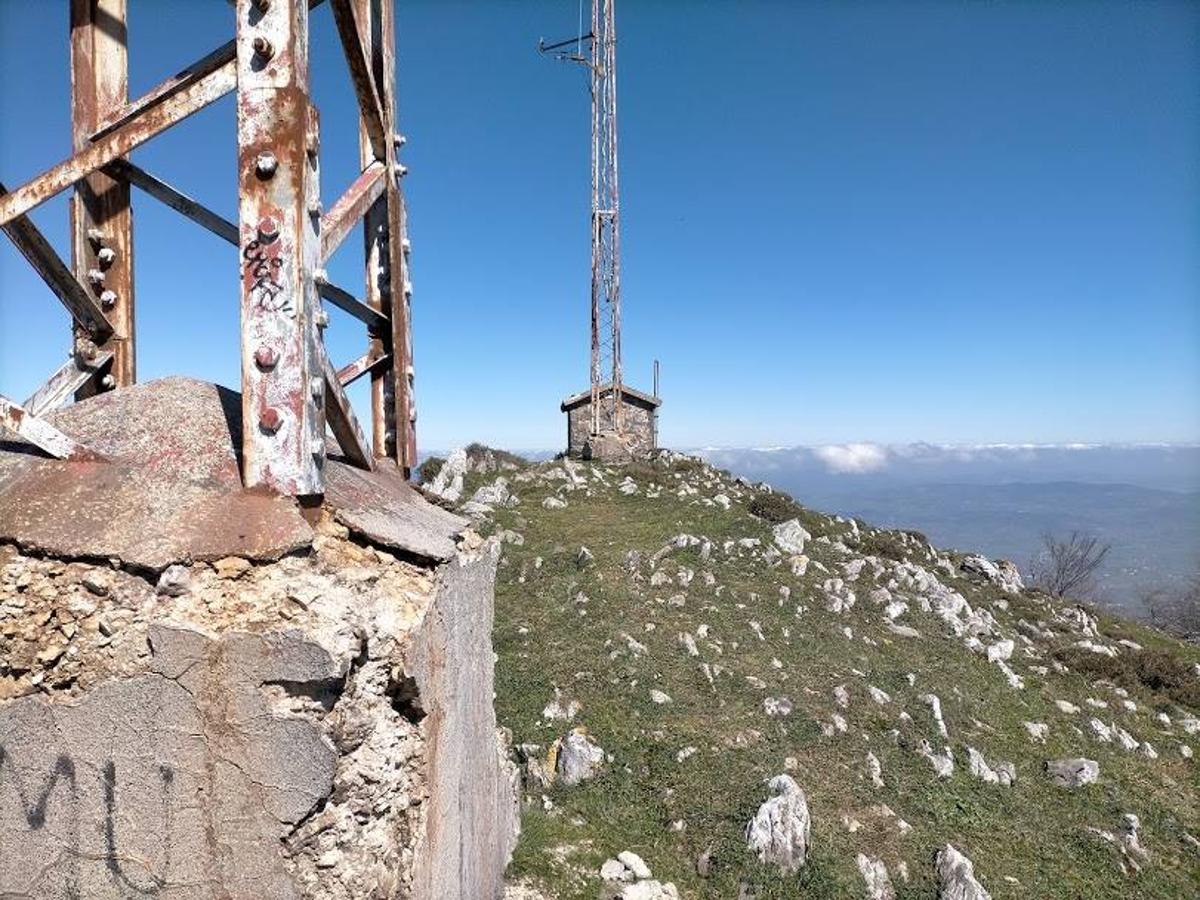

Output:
xmin=0 ymin=0 xmax=416 ymax=496
xmin=542 ymin=0 xmax=627 ymax=438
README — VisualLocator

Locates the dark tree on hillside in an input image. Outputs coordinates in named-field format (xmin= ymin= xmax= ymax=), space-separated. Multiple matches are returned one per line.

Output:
xmin=1029 ymin=531 xmax=1111 ymax=599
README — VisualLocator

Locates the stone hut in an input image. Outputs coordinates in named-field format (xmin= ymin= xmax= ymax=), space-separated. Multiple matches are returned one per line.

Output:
xmin=561 ymin=383 xmax=661 ymax=458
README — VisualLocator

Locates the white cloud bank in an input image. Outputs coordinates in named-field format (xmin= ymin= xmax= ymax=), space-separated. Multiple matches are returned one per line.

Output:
xmin=812 ymin=443 xmax=889 ymax=474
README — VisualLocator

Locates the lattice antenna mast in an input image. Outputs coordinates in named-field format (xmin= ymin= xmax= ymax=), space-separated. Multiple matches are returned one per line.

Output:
xmin=591 ymin=0 xmax=621 ymax=436
xmin=540 ymin=0 xmax=623 ymax=437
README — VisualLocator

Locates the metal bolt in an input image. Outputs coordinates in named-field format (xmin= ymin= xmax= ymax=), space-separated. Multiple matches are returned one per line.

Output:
xmin=77 ymin=340 xmax=99 ymax=362
xmin=310 ymin=376 xmax=324 ymax=399
xmin=393 ymin=134 xmax=407 ymax=150
xmin=396 ymin=164 xmax=409 ymax=178
xmin=401 ymin=238 xmax=411 ymax=253
xmin=99 ymin=290 xmax=118 ymax=309
xmin=86 ymin=227 xmax=105 ymax=248
xmin=403 ymin=280 xmax=413 ymax=297
xmin=258 ymin=216 xmax=279 ymax=242
xmin=252 ymin=0 xmax=271 ymax=10
xmin=313 ymin=443 xmax=326 ymax=462
xmin=255 ymin=152 xmax=278 ymax=178
xmin=252 ymin=36 xmax=274 ymax=60
xmin=259 ymin=407 xmax=283 ymax=434
xmin=313 ymin=268 xmax=329 ymax=285
xmin=97 ymin=247 xmax=117 ymax=268
xmin=87 ymin=269 xmax=105 ymax=287
xmin=100 ymin=374 xmax=116 ymax=390
xmin=316 ymin=310 xmax=330 ymax=329
xmin=253 ymin=346 xmax=278 ymax=370
xmin=307 ymin=197 xmax=322 ymax=216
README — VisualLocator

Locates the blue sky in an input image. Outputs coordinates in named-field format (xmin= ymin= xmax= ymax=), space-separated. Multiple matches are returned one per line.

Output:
xmin=2 ymin=0 xmax=1197 ymax=451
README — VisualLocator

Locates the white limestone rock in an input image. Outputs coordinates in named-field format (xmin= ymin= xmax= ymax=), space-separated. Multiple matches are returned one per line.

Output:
xmin=542 ymin=688 xmax=580 ymax=721
xmin=967 ymin=747 xmax=1015 ymax=786
xmin=986 ymin=639 xmax=1014 ymax=663
xmin=763 ymin=696 xmax=794 ymax=717
xmin=428 ymin=447 xmax=468 ymax=501
xmin=617 ymin=851 xmax=652 ymax=880
xmin=1045 ymin=757 xmax=1099 ymax=787
xmin=961 ymin=555 xmax=1024 ymax=594
xmin=601 ymin=858 xmax=633 ymax=882
xmin=866 ymin=751 xmax=885 ymax=789
xmin=857 ymin=854 xmax=896 ymax=900
xmin=772 ymin=519 xmax=812 ymax=556
xmin=935 ymin=845 xmax=991 ymax=900
xmin=1023 ymin=722 xmax=1049 ymax=743
xmin=919 ymin=740 xmax=955 ymax=778
xmin=610 ymin=882 xmax=679 ymax=900
xmin=744 ymin=775 xmax=811 ymax=874
xmin=556 ymin=730 xmax=605 ymax=786
xmin=921 ymin=693 xmax=950 ymax=738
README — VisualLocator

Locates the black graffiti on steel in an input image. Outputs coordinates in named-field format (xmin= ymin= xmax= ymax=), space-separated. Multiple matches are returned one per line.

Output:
xmin=243 ymin=239 xmax=293 ymax=317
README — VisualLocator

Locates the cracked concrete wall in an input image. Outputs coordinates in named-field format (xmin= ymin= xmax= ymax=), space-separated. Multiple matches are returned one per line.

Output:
xmin=0 ymin=524 xmax=518 ymax=899
xmin=0 ymin=625 xmax=339 ymax=899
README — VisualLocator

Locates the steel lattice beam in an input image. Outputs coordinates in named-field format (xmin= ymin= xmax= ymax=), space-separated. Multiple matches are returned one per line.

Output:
xmin=1 ymin=0 xmax=413 ymax=496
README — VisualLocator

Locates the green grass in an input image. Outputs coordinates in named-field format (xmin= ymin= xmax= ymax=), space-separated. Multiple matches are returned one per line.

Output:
xmin=475 ymin=456 xmax=1200 ymax=899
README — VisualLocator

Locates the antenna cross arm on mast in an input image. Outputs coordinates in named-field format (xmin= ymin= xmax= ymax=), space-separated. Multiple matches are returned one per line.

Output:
xmin=537 ymin=33 xmax=594 ymax=54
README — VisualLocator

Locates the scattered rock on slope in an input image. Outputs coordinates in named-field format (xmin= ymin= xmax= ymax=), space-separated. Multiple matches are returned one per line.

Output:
xmin=744 ymin=775 xmax=811 ymax=874
xmin=772 ymin=519 xmax=811 ymax=555
xmin=856 ymin=853 xmax=896 ymax=900
xmin=556 ymin=729 xmax=605 ymax=785
xmin=1045 ymin=758 xmax=1100 ymax=787
xmin=428 ymin=447 xmax=468 ymax=501
xmin=935 ymin=844 xmax=991 ymax=900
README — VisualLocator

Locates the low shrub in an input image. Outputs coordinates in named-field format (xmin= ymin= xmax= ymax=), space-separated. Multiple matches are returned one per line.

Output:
xmin=747 ymin=493 xmax=804 ymax=524
xmin=1055 ymin=645 xmax=1200 ymax=710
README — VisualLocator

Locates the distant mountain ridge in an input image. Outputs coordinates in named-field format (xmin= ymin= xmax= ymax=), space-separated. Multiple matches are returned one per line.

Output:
xmin=695 ymin=445 xmax=1200 ymax=617
xmin=695 ymin=443 xmax=1200 ymax=493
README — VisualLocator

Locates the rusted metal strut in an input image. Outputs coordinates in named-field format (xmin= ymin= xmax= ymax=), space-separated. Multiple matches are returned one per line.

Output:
xmin=0 ymin=0 xmax=417 ymax=491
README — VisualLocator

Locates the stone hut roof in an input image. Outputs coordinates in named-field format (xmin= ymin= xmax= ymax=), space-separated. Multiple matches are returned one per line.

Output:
xmin=560 ymin=383 xmax=662 ymax=412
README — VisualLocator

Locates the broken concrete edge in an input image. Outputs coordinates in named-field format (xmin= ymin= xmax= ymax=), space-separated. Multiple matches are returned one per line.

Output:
xmin=0 ymin=523 xmax=519 ymax=897
xmin=406 ymin=541 xmax=522 ymax=897
xmin=1 ymin=499 xmax=469 ymax=591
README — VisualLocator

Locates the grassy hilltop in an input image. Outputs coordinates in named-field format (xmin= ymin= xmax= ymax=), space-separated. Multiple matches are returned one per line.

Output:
xmin=424 ymin=449 xmax=1200 ymax=899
